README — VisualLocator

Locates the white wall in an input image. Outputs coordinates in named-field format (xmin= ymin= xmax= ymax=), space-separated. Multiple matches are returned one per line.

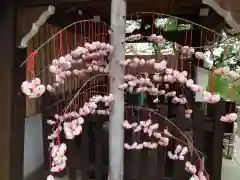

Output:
xmin=24 ymin=113 xmax=44 ymax=178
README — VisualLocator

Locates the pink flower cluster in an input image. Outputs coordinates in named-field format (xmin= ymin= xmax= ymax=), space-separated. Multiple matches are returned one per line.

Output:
xmin=123 ymin=119 xmax=171 ymax=149
xmin=168 ymin=145 xmax=188 ymax=160
xmin=185 ymin=161 xmax=207 ymax=180
xmin=220 ymin=113 xmax=238 ymax=123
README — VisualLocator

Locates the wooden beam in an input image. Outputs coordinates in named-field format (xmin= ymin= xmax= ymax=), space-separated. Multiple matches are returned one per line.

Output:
xmin=17 ymin=6 xmax=56 ymax=47
xmin=0 ymin=1 xmax=26 ymax=180
xmin=18 ymin=0 xmax=105 ymax=7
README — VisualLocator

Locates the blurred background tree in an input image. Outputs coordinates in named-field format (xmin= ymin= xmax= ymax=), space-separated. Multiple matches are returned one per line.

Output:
xmin=125 ymin=17 xmax=240 ymax=104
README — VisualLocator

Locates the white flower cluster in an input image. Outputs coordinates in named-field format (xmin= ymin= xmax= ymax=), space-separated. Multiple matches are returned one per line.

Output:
xmin=21 ymin=78 xmax=45 ymax=98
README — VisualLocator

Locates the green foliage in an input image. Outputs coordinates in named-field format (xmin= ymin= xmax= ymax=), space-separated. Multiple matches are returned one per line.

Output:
xmin=155 ymin=18 xmax=192 ymax=32
xmin=208 ymin=73 xmax=240 ymax=104
xmin=206 ymin=32 xmax=240 ymax=103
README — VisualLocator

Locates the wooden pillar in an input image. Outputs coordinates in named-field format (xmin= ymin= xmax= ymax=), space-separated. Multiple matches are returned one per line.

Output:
xmin=0 ymin=1 xmax=26 ymax=180
xmin=211 ymin=101 xmax=226 ymax=180
xmin=109 ymin=0 xmax=126 ymax=180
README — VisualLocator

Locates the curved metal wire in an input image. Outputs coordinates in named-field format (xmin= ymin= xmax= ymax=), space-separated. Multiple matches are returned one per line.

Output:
xmin=44 ymin=84 xmax=109 ymax=111
xmin=125 ymin=12 xmax=224 ymax=38
xmin=20 ymin=19 xmax=112 ymax=67
xmin=125 ymin=105 xmax=206 ymax=159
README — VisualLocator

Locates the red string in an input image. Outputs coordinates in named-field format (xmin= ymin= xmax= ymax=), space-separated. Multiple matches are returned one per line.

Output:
xmin=66 ymin=31 xmax=69 ymax=53
xmin=152 ymin=14 xmax=155 ymax=34
xmin=74 ymin=98 xmax=77 ymax=110
xmin=89 ymin=21 xmax=91 ymax=42
xmin=53 ymin=36 xmax=56 ymax=57
xmin=171 ymin=59 xmax=173 ymax=69
xmin=56 ymin=103 xmax=61 ymax=145
xmin=103 ymin=25 xmax=106 ymax=42
xmin=177 ymin=55 xmax=180 ymax=71
xmin=98 ymin=22 xmax=100 ymax=41
xmin=101 ymin=24 xmax=104 ymax=42
xmin=95 ymin=21 xmax=97 ymax=41
xmin=196 ymin=59 xmax=200 ymax=83
xmin=181 ymin=57 xmax=183 ymax=71
xmin=74 ymin=24 xmax=77 ymax=48
xmin=57 ymin=124 xmax=61 ymax=145
xmin=58 ymin=32 xmax=64 ymax=57
xmin=69 ymin=102 xmax=72 ymax=123
xmin=190 ymin=29 xmax=193 ymax=47
xmin=78 ymin=93 xmax=80 ymax=109
xmin=211 ymin=65 xmax=215 ymax=94
xmin=159 ymin=13 xmax=162 ymax=34
xmin=92 ymin=20 xmax=94 ymax=42
xmin=189 ymin=29 xmax=193 ymax=78
xmin=27 ymin=50 xmax=38 ymax=80
xmin=184 ymin=31 xmax=188 ymax=45
xmin=84 ymin=21 xmax=86 ymax=41
xmin=189 ymin=62 xmax=191 ymax=79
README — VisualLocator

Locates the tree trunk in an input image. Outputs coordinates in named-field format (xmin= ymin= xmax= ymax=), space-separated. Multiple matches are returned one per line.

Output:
xmin=108 ymin=0 xmax=126 ymax=180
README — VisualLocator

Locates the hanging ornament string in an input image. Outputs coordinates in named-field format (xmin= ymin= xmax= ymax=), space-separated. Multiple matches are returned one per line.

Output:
xmin=88 ymin=20 xmax=91 ymax=42
xmin=103 ymin=25 xmax=105 ymax=42
xmin=94 ymin=21 xmax=97 ymax=41
xmin=157 ymin=13 xmax=160 ymax=35
xmin=69 ymin=98 xmax=72 ymax=123
xmin=104 ymin=24 xmax=106 ymax=42
xmin=98 ymin=22 xmax=100 ymax=41
xmin=182 ymin=31 xmax=188 ymax=71
xmin=58 ymin=32 xmax=64 ymax=57
xmin=27 ymin=50 xmax=38 ymax=81
xmin=74 ymin=96 xmax=77 ymax=111
xmin=74 ymin=24 xmax=77 ymax=49
xmin=196 ymin=29 xmax=203 ymax=83
xmin=83 ymin=21 xmax=86 ymax=43
xmin=92 ymin=20 xmax=94 ymax=42
xmin=152 ymin=14 xmax=155 ymax=34
xmin=80 ymin=22 xmax=82 ymax=46
xmin=184 ymin=30 xmax=188 ymax=46
xmin=189 ymin=29 xmax=192 ymax=47
xmin=171 ymin=57 xmax=174 ymax=69
xmin=189 ymin=29 xmax=193 ymax=79
xmin=53 ymin=28 xmax=57 ymax=58
xmin=91 ymin=20 xmax=93 ymax=42
xmin=66 ymin=30 xmax=69 ymax=54
xmin=77 ymin=90 xmax=80 ymax=110
xmin=170 ymin=58 xmax=174 ymax=90
xmin=101 ymin=23 xmax=104 ymax=42
xmin=176 ymin=55 xmax=179 ymax=95
xmin=57 ymin=103 xmax=61 ymax=145
xmin=159 ymin=13 xmax=162 ymax=35
xmin=196 ymin=157 xmax=210 ymax=180
xmin=211 ymin=61 xmax=215 ymax=95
